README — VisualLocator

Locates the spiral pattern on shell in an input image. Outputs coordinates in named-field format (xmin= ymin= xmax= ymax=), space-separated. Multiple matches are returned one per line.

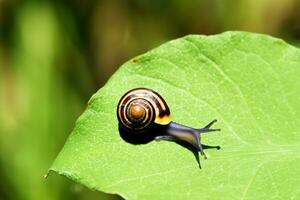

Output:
xmin=117 ymin=88 xmax=171 ymax=133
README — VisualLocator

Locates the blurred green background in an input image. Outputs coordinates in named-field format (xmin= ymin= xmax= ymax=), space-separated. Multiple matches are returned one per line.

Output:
xmin=1 ymin=0 xmax=300 ymax=199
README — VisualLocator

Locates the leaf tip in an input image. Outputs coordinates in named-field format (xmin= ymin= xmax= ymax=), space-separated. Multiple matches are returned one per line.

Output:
xmin=43 ymin=168 xmax=55 ymax=179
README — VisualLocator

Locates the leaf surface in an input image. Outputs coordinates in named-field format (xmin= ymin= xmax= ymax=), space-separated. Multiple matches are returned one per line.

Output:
xmin=50 ymin=32 xmax=300 ymax=200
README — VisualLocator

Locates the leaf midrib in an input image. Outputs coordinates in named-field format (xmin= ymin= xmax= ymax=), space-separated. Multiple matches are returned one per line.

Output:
xmin=214 ymin=144 xmax=299 ymax=160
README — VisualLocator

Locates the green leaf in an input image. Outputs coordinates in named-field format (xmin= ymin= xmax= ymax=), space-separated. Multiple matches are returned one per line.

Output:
xmin=49 ymin=31 xmax=300 ymax=200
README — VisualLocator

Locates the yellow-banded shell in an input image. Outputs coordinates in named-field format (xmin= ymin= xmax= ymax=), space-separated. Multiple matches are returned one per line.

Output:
xmin=117 ymin=88 xmax=171 ymax=133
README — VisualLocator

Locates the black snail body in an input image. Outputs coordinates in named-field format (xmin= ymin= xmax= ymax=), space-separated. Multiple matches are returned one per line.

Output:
xmin=117 ymin=88 xmax=220 ymax=159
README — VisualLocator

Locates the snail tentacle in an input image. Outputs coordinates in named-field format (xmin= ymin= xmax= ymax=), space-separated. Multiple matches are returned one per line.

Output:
xmin=203 ymin=119 xmax=218 ymax=129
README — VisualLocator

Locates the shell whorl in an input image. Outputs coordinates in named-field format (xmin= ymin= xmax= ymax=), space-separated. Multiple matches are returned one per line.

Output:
xmin=117 ymin=88 xmax=171 ymax=133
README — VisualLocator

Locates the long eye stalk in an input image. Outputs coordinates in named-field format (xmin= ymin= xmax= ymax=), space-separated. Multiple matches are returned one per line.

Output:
xmin=155 ymin=119 xmax=220 ymax=159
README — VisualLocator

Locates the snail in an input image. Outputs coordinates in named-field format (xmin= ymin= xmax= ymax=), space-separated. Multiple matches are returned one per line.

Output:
xmin=117 ymin=88 xmax=220 ymax=159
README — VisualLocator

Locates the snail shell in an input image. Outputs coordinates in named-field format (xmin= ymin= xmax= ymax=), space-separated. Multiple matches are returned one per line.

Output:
xmin=117 ymin=88 xmax=171 ymax=133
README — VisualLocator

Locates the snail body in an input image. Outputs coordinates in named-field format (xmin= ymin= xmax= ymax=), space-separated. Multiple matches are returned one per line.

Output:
xmin=117 ymin=88 xmax=220 ymax=158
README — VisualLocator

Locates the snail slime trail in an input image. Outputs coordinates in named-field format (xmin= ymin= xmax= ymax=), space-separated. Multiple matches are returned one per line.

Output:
xmin=117 ymin=88 xmax=220 ymax=159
